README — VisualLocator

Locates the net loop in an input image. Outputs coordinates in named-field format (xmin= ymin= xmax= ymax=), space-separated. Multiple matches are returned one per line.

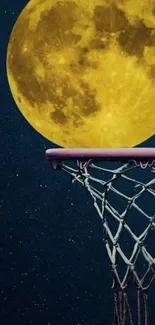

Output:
xmin=133 ymin=160 xmax=155 ymax=168
xmin=50 ymin=160 xmax=62 ymax=170
xmin=77 ymin=159 xmax=94 ymax=170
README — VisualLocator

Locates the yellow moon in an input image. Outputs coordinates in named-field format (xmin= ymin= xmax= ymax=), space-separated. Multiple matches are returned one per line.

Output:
xmin=7 ymin=0 xmax=155 ymax=148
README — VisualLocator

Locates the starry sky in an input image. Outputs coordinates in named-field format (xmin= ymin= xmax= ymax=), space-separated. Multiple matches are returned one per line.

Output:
xmin=1 ymin=1 xmax=155 ymax=325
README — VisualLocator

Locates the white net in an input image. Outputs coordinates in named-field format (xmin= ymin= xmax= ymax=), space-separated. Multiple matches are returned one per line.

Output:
xmin=58 ymin=159 xmax=155 ymax=292
xmin=48 ymin=156 xmax=155 ymax=325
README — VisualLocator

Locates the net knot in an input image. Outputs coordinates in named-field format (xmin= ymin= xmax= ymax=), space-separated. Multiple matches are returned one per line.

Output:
xmin=137 ymin=239 xmax=143 ymax=246
xmin=150 ymin=215 xmax=155 ymax=227
xmin=111 ymin=264 xmax=117 ymax=270
xmin=130 ymin=264 xmax=135 ymax=271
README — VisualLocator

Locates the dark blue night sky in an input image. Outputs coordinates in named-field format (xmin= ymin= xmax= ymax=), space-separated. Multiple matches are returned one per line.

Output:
xmin=1 ymin=1 xmax=155 ymax=325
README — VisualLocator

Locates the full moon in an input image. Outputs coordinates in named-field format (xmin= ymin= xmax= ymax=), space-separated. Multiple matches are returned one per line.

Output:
xmin=7 ymin=0 xmax=155 ymax=148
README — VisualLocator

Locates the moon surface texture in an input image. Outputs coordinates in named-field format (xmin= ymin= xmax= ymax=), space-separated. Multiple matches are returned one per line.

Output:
xmin=7 ymin=0 xmax=155 ymax=148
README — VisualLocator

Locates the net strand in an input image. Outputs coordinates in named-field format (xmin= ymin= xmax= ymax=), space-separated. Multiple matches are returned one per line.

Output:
xmin=113 ymin=291 xmax=134 ymax=325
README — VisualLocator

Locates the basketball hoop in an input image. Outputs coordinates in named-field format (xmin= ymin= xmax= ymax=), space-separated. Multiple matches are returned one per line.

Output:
xmin=46 ymin=148 xmax=155 ymax=325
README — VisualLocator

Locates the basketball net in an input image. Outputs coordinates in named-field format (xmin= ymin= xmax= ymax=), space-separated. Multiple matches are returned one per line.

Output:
xmin=49 ymin=156 xmax=155 ymax=325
